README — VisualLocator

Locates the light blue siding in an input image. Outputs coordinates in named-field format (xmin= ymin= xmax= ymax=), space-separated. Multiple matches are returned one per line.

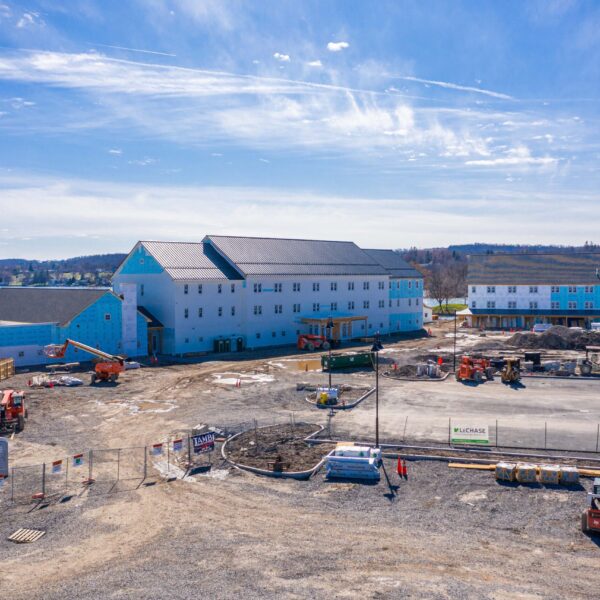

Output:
xmin=119 ymin=245 xmax=164 ymax=275
xmin=0 ymin=292 xmax=148 ymax=366
xmin=551 ymin=284 xmax=600 ymax=310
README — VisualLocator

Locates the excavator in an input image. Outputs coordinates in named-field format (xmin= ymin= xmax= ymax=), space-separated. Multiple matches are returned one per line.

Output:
xmin=44 ymin=339 xmax=125 ymax=384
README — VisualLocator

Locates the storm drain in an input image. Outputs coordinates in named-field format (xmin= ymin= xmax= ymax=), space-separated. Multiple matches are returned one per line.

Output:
xmin=8 ymin=528 xmax=46 ymax=543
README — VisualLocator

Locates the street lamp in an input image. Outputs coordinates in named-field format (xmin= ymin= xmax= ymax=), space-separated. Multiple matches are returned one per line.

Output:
xmin=371 ymin=331 xmax=384 ymax=448
xmin=326 ymin=316 xmax=334 ymax=390
xmin=453 ymin=310 xmax=458 ymax=372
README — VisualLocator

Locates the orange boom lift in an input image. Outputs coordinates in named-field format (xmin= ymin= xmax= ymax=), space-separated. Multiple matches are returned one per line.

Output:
xmin=44 ymin=339 xmax=125 ymax=384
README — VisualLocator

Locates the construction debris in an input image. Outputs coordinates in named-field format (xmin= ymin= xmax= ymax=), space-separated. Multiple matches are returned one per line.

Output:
xmin=8 ymin=528 xmax=46 ymax=544
xmin=507 ymin=325 xmax=600 ymax=351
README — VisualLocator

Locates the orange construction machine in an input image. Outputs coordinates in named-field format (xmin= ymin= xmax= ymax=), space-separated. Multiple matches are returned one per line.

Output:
xmin=44 ymin=339 xmax=125 ymax=384
xmin=455 ymin=356 xmax=495 ymax=383
xmin=0 ymin=389 xmax=27 ymax=433
xmin=582 ymin=478 xmax=600 ymax=535
xmin=297 ymin=334 xmax=331 ymax=352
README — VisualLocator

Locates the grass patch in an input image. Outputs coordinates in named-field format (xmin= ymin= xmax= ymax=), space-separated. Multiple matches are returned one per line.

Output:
xmin=432 ymin=303 xmax=467 ymax=315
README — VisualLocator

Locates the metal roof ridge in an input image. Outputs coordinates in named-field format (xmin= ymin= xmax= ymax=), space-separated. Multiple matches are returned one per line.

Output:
xmin=205 ymin=234 xmax=357 ymax=244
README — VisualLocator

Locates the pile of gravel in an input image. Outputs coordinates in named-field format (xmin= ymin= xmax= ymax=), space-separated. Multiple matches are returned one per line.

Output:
xmin=507 ymin=325 xmax=600 ymax=350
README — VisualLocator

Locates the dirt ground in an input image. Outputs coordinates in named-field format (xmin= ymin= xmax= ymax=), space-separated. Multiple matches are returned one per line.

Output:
xmin=1 ymin=322 xmax=600 ymax=599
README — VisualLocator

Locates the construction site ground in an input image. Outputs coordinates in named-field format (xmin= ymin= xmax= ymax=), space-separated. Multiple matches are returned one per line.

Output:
xmin=2 ymin=321 xmax=600 ymax=599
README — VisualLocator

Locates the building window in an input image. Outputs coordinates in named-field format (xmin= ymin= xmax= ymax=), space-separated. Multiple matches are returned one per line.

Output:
xmin=140 ymin=284 xmax=144 ymax=297
xmin=551 ymin=301 xmax=559 ymax=309
xmin=487 ymin=286 xmax=496 ymax=294
xmin=199 ymin=336 xmax=204 ymax=342
xmin=416 ymin=280 xmax=420 ymax=288
xmin=198 ymin=284 xmax=203 ymax=294
xmin=551 ymin=286 xmax=559 ymax=293
xmin=254 ymin=305 xmax=262 ymax=315
xmin=331 ymin=302 xmax=338 ymax=311
xmin=218 ymin=284 xmax=222 ymax=294
xmin=568 ymin=301 xmax=577 ymax=309
xmin=313 ymin=283 xmax=320 ymax=292
xmin=281 ymin=330 xmax=286 ymax=337
xmin=568 ymin=286 xmax=577 ymax=293
xmin=348 ymin=282 xmax=354 ymax=291
xmin=274 ymin=304 xmax=283 ymax=314
xmin=378 ymin=281 xmax=385 ymax=290
xmin=416 ymin=298 xmax=420 ymax=306
xmin=348 ymin=301 xmax=355 ymax=310
xmin=231 ymin=283 xmax=235 ymax=293
xmin=184 ymin=284 xmax=189 ymax=294
xmin=185 ymin=338 xmax=189 ymax=344
xmin=397 ymin=299 xmax=400 ymax=307
xmin=529 ymin=286 xmax=538 ymax=294
xmin=198 ymin=308 xmax=203 ymax=318
xmin=472 ymin=301 xmax=477 ymax=308
xmin=231 ymin=306 xmax=235 ymax=316
xmin=585 ymin=301 xmax=593 ymax=309
xmin=330 ymin=282 xmax=337 ymax=291
xmin=293 ymin=303 xmax=301 ymax=313
xmin=363 ymin=300 xmax=370 ymax=309
xmin=272 ymin=331 xmax=276 ymax=338
xmin=529 ymin=301 xmax=538 ymax=309
xmin=218 ymin=307 xmax=223 ymax=317
xmin=487 ymin=301 xmax=495 ymax=309
xmin=378 ymin=300 xmax=385 ymax=308
xmin=139 ymin=258 xmax=144 ymax=265
xmin=274 ymin=283 xmax=283 ymax=293
xmin=389 ymin=300 xmax=392 ymax=308
xmin=184 ymin=308 xmax=189 ymax=319
xmin=408 ymin=298 xmax=412 ymax=307
xmin=104 ymin=313 xmax=111 ymax=321
xmin=293 ymin=283 xmax=301 ymax=292
xmin=18 ymin=351 xmax=24 ymax=358
xmin=312 ymin=303 xmax=320 ymax=312
xmin=408 ymin=280 xmax=412 ymax=289
xmin=585 ymin=286 xmax=594 ymax=294
xmin=471 ymin=286 xmax=477 ymax=293
xmin=256 ymin=333 xmax=261 ymax=339
xmin=254 ymin=283 xmax=262 ymax=293
xmin=363 ymin=282 xmax=369 ymax=291
xmin=508 ymin=286 xmax=516 ymax=294
xmin=508 ymin=301 xmax=517 ymax=309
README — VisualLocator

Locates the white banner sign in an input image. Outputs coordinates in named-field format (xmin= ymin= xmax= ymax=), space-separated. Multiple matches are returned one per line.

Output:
xmin=451 ymin=423 xmax=489 ymax=445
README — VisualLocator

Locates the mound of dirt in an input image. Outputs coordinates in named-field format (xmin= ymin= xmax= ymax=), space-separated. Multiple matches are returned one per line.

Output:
xmin=225 ymin=423 xmax=333 ymax=472
xmin=507 ymin=325 xmax=600 ymax=350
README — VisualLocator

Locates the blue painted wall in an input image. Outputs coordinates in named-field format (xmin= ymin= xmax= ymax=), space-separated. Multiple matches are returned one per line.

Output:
xmin=551 ymin=284 xmax=600 ymax=310
xmin=0 ymin=292 xmax=148 ymax=366
xmin=389 ymin=278 xmax=423 ymax=299
xmin=119 ymin=244 xmax=164 ymax=275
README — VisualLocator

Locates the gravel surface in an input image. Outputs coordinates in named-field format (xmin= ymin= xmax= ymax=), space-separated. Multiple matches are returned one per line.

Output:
xmin=2 ymin=322 xmax=599 ymax=599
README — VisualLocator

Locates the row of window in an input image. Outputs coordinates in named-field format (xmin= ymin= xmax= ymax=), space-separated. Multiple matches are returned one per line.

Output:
xmin=182 ymin=298 xmax=399 ymax=318
xmin=183 ymin=283 xmax=235 ymax=295
xmin=473 ymin=301 xmax=595 ymax=310
xmin=473 ymin=285 xmax=597 ymax=295
xmin=254 ymin=281 xmax=390 ymax=293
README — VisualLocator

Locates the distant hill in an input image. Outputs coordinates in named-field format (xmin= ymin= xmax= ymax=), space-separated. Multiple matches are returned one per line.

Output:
xmin=0 ymin=253 xmax=127 ymax=287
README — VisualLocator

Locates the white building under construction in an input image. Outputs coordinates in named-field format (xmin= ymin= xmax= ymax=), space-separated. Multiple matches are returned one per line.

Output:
xmin=112 ymin=235 xmax=424 ymax=355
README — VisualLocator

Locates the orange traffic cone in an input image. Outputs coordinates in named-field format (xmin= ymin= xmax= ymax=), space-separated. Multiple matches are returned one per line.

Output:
xmin=397 ymin=456 xmax=402 ymax=477
xmin=403 ymin=459 xmax=408 ymax=479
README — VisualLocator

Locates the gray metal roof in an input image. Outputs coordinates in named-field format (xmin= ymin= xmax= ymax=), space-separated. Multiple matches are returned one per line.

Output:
xmin=140 ymin=241 xmax=241 ymax=281
xmin=0 ymin=287 xmax=110 ymax=325
xmin=467 ymin=253 xmax=600 ymax=285
xmin=363 ymin=249 xmax=422 ymax=278
xmin=204 ymin=235 xmax=388 ymax=277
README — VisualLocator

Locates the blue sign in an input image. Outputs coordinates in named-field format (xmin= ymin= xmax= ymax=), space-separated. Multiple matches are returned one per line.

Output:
xmin=192 ymin=432 xmax=215 ymax=454
xmin=0 ymin=439 xmax=7 ymax=477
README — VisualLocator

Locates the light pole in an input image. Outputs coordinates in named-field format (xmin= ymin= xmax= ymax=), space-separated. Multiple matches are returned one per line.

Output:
xmin=371 ymin=332 xmax=384 ymax=448
xmin=326 ymin=316 xmax=334 ymax=389
xmin=453 ymin=310 xmax=457 ymax=372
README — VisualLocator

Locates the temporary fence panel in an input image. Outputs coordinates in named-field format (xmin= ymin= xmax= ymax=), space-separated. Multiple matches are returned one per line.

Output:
xmin=9 ymin=464 xmax=45 ymax=504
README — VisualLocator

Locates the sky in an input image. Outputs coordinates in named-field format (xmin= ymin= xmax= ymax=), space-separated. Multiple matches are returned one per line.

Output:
xmin=0 ymin=0 xmax=599 ymax=259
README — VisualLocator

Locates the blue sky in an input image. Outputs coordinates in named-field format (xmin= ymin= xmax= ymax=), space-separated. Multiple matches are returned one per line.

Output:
xmin=0 ymin=0 xmax=599 ymax=259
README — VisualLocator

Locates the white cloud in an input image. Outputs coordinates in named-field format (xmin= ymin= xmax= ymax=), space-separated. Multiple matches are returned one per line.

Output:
xmin=92 ymin=44 xmax=177 ymax=58
xmin=307 ymin=60 xmax=322 ymax=67
xmin=128 ymin=157 xmax=156 ymax=166
xmin=327 ymin=41 xmax=349 ymax=52
xmin=0 ymin=173 xmax=598 ymax=259
xmin=108 ymin=148 xmax=122 ymax=155
xmin=396 ymin=75 xmax=513 ymax=100
xmin=465 ymin=146 xmax=557 ymax=167
xmin=16 ymin=11 xmax=43 ymax=29
xmin=273 ymin=52 xmax=290 ymax=62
